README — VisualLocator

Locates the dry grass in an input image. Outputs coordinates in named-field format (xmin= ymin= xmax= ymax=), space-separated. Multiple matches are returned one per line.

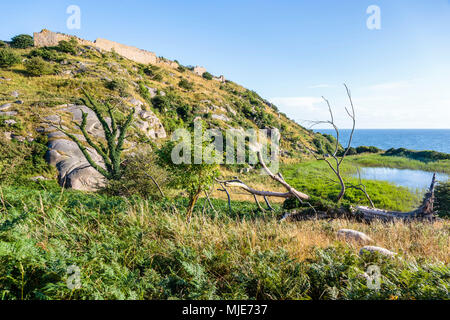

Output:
xmin=128 ymin=201 xmax=450 ymax=264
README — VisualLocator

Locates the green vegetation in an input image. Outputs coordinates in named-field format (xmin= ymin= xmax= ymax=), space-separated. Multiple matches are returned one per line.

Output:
xmin=0 ymin=41 xmax=7 ymax=48
xmin=202 ymin=72 xmax=213 ymax=80
xmin=0 ymin=49 xmax=21 ymax=68
xmin=384 ymin=148 xmax=450 ymax=162
xmin=55 ymin=39 xmax=77 ymax=55
xmin=24 ymin=56 xmax=55 ymax=76
xmin=281 ymin=158 xmax=422 ymax=212
xmin=10 ymin=34 xmax=34 ymax=49
xmin=157 ymin=129 xmax=220 ymax=220
xmin=348 ymin=154 xmax=450 ymax=174
xmin=0 ymin=184 xmax=448 ymax=300
xmin=435 ymin=181 xmax=450 ymax=218
xmin=178 ymin=78 xmax=193 ymax=90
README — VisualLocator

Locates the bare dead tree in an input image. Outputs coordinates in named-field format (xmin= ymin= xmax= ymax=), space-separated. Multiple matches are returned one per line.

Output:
xmin=306 ymin=84 xmax=374 ymax=207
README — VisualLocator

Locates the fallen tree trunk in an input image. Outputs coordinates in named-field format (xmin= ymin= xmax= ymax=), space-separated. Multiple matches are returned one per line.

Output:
xmin=354 ymin=173 xmax=438 ymax=222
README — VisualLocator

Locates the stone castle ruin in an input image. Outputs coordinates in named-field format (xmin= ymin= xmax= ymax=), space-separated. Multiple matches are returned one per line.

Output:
xmin=33 ymin=30 xmax=224 ymax=82
xmin=34 ymin=29 xmax=158 ymax=64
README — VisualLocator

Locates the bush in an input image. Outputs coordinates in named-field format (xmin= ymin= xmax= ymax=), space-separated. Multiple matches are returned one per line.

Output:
xmin=0 ymin=41 xmax=7 ymax=48
xmin=435 ymin=181 xmax=450 ymax=218
xmin=105 ymin=79 xmax=129 ymax=97
xmin=355 ymin=146 xmax=381 ymax=154
xmin=178 ymin=79 xmax=193 ymax=90
xmin=202 ymin=72 xmax=213 ymax=80
xmin=56 ymin=39 xmax=77 ymax=55
xmin=10 ymin=34 xmax=34 ymax=49
xmin=151 ymin=95 xmax=171 ymax=112
xmin=29 ymin=47 xmax=62 ymax=62
xmin=0 ymin=48 xmax=21 ymax=68
xmin=104 ymin=149 xmax=169 ymax=199
xmin=24 ymin=56 xmax=54 ymax=76
xmin=0 ymin=136 xmax=53 ymax=185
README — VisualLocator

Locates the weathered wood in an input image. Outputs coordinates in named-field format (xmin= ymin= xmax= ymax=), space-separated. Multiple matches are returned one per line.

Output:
xmin=355 ymin=173 xmax=438 ymax=222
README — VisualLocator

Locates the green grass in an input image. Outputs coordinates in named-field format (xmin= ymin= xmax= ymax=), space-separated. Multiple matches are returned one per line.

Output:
xmin=281 ymin=157 xmax=424 ymax=211
xmin=347 ymin=154 xmax=450 ymax=174
xmin=0 ymin=183 xmax=448 ymax=300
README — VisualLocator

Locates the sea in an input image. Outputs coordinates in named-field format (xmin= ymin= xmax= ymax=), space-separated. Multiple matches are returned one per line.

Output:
xmin=314 ymin=129 xmax=450 ymax=154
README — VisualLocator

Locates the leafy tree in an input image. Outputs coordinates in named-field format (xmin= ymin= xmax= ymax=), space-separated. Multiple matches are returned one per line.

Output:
xmin=202 ymin=72 xmax=213 ymax=80
xmin=157 ymin=122 xmax=220 ymax=221
xmin=52 ymin=90 xmax=135 ymax=181
xmin=10 ymin=34 xmax=34 ymax=49
xmin=24 ymin=56 xmax=54 ymax=76
xmin=0 ymin=48 xmax=20 ymax=68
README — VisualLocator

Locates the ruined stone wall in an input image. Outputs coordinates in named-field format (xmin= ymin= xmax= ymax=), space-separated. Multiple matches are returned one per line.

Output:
xmin=34 ymin=30 xmax=157 ymax=65
xmin=34 ymin=29 xmax=95 ymax=48
xmin=94 ymin=38 xmax=157 ymax=65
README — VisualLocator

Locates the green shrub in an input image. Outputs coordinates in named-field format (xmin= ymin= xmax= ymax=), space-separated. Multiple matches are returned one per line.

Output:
xmin=10 ymin=34 xmax=34 ymax=49
xmin=24 ymin=56 xmax=54 ymax=76
xmin=202 ymin=72 xmax=213 ymax=80
xmin=29 ymin=47 xmax=62 ymax=62
xmin=356 ymin=146 xmax=381 ymax=154
xmin=56 ymin=39 xmax=77 ymax=55
xmin=435 ymin=181 xmax=450 ymax=218
xmin=105 ymin=79 xmax=129 ymax=97
xmin=176 ymin=104 xmax=193 ymax=122
xmin=0 ymin=48 xmax=21 ymax=68
xmin=178 ymin=79 xmax=193 ymax=90
xmin=0 ymin=41 xmax=7 ymax=48
xmin=104 ymin=149 xmax=169 ymax=199
xmin=0 ymin=136 xmax=53 ymax=185
xmin=151 ymin=95 xmax=171 ymax=112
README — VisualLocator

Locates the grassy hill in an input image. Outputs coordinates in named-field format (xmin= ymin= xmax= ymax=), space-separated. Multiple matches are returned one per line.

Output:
xmin=0 ymin=37 xmax=333 ymax=162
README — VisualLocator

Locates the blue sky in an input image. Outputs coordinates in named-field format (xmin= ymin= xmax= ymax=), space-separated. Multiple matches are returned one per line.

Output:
xmin=1 ymin=0 xmax=449 ymax=128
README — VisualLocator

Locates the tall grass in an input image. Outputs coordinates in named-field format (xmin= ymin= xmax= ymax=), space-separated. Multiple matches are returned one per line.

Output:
xmin=0 ymin=183 xmax=448 ymax=300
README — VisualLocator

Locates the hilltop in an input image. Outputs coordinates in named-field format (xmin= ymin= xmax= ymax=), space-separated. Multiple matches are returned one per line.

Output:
xmin=0 ymin=31 xmax=335 ymax=188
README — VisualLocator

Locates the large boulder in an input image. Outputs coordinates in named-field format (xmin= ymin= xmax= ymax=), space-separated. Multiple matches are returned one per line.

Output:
xmin=46 ymin=138 xmax=106 ymax=191
xmin=337 ymin=229 xmax=373 ymax=243
xmin=42 ymin=102 xmax=166 ymax=191
xmin=137 ymin=110 xmax=167 ymax=139
xmin=359 ymin=246 xmax=397 ymax=257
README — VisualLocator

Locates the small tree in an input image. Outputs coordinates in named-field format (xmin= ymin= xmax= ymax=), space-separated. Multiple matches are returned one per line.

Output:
xmin=24 ymin=56 xmax=54 ymax=76
xmin=0 ymin=48 xmax=20 ymax=68
xmin=11 ymin=34 xmax=34 ymax=49
xmin=157 ymin=125 xmax=220 ymax=221
xmin=48 ymin=89 xmax=135 ymax=181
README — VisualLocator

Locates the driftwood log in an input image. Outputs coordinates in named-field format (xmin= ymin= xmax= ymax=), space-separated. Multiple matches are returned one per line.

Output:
xmin=354 ymin=173 xmax=438 ymax=222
